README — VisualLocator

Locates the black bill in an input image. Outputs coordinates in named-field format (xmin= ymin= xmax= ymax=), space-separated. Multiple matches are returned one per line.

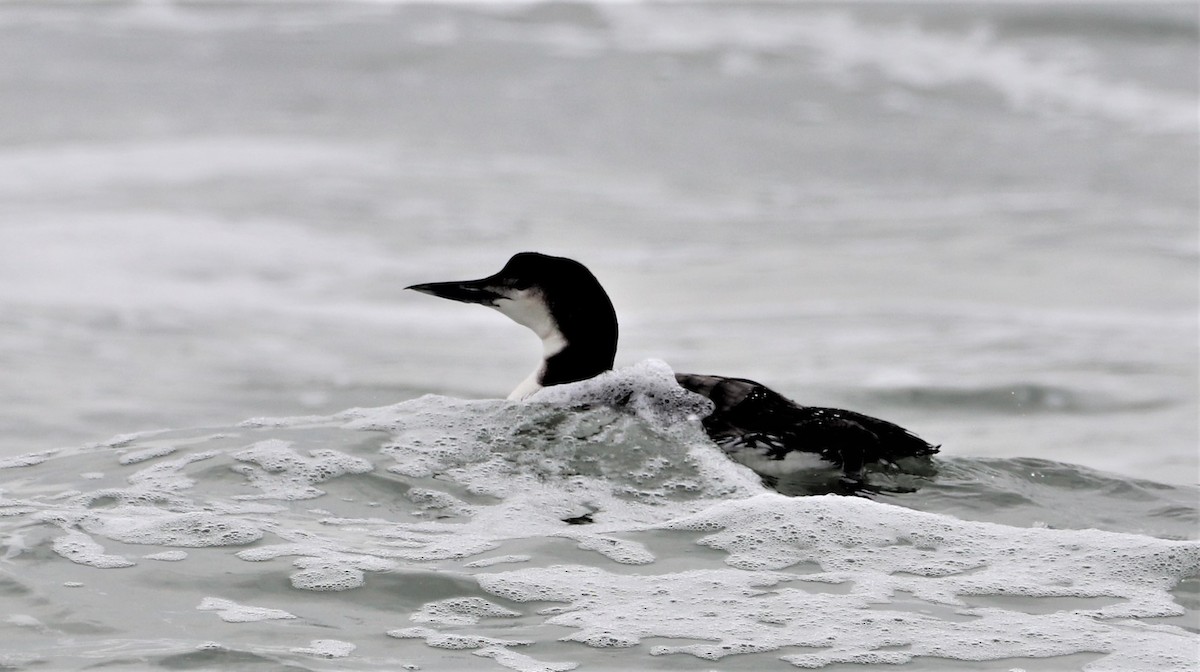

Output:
xmin=406 ymin=277 xmax=506 ymax=306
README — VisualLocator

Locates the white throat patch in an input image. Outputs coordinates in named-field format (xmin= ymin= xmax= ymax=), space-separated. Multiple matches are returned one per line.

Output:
xmin=492 ymin=288 xmax=566 ymax=359
xmin=492 ymin=288 xmax=566 ymax=400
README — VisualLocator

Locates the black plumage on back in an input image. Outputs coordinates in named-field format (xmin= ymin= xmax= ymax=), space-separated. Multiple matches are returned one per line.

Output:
xmin=675 ymin=373 xmax=939 ymax=473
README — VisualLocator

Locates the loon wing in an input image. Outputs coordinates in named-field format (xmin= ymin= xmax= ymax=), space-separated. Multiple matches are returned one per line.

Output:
xmin=675 ymin=373 xmax=938 ymax=473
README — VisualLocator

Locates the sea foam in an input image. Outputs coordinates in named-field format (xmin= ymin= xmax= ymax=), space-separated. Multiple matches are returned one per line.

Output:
xmin=0 ymin=361 xmax=1195 ymax=670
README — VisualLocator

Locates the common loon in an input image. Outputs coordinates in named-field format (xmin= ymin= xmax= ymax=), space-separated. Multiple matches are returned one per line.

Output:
xmin=408 ymin=252 xmax=938 ymax=477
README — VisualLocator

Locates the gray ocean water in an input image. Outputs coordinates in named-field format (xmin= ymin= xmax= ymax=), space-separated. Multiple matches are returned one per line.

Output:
xmin=0 ymin=1 xmax=1197 ymax=670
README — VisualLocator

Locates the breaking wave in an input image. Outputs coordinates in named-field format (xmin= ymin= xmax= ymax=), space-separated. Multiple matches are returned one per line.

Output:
xmin=1 ymin=361 xmax=1196 ymax=671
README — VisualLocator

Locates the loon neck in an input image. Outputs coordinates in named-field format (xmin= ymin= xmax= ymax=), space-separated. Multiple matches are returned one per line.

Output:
xmin=542 ymin=342 xmax=613 ymax=387
xmin=508 ymin=337 xmax=616 ymax=401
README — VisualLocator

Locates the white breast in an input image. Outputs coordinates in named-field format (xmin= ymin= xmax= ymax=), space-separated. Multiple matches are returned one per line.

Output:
xmin=729 ymin=448 xmax=834 ymax=475
xmin=508 ymin=369 xmax=544 ymax=401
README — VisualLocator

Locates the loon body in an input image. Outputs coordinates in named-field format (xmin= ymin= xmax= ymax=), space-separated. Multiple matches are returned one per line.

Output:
xmin=408 ymin=252 xmax=938 ymax=477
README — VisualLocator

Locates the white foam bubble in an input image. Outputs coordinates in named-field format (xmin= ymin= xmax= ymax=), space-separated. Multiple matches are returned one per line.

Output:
xmin=410 ymin=597 xmax=520 ymax=626
xmin=236 ymin=543 xmax=314 ymax=562
xmin=284 ymin=552 xmax=396 ymax=592
xmin=0 ymin=451 xmax=58 ymax=470
xmin=367 ymin=527 xmax=502 ymax=562
xmin=90 ymin=430 xmax=171 ymax=450
xmin=565 ymin=534 xmax=655 ymax=565
xmin=669 ymin=494 xmax=1198 ymax=619
xmin=196 ymin=597 xmax=296 ymax=623
xmin=117 ymin=444 xmax=179 ymax=466
xmin=289 ymin=564 xmax=366 ymax=592
xmin=405 ymin=487 xmax=478 ymax=518
xmin=122 ymin=449 xmax=221 ymax=494
xmin=472 ymin=647 xmax=579 ymax=672
xmin=143 ymin=550 xmax=187 ymax=561
xmin=527 ymin=359 xmax=713 ymax=429
xmin=464 ymin=554 xmax=532 ymax=568
xmin=231 ymin=440 xmax=374 ymax=501
xmin=51 ymin=529 xmax=135 ymax=569
xmin=290 ymin=639 xmax=356 ymax=658
xmin=80 ymin=510 xmax=263 ymax=548
xmin=466 ymin=493 xmax=1198 ymax=669
xmin=388 ymin=627 xmax=531 ymax=651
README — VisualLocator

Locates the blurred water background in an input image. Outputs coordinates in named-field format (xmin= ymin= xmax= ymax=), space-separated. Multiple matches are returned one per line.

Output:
xmin=0 ymin=0 xmax=1195 ymax=482
xmin=0 ymin=2 xmax=1197 ymax=670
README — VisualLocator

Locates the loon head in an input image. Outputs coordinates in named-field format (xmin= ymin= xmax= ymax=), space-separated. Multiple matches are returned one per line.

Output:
xmin=407 ymin=252 xmax=619 ymax=399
